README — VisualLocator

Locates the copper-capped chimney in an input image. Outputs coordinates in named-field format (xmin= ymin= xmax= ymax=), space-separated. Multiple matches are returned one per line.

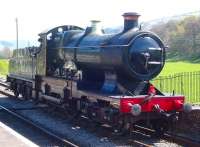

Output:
xmin=122 ymin=12 xmax=140 ymax=32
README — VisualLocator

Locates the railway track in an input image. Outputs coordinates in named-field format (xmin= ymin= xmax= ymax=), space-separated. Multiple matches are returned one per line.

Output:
xmin=134 ymin=125 xmax=200 ymax=147
xmin=0 ymin=78 xmax=11 ymax=96
xmin=0 ymin=78 xmax=78 ymax=147
xmin=0 ymin=79 xmax=199 ymax=147
xmin=0 ymin=103 xmax=78 ymax=147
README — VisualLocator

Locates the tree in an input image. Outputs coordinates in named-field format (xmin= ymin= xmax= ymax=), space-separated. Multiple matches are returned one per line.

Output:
xmin=150 ymin=15 xmax=200 ymax=61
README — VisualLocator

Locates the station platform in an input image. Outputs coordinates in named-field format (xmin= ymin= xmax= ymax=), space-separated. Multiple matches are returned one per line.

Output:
xmin=0 ymin=121 xmax=38 ymax=147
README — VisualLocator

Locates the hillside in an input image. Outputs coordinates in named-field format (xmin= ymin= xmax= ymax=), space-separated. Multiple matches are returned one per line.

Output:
xmin=159 ymin=61 xmax=200 ymax=76
xmin=150 ymin=15 xmax=200 ymax=62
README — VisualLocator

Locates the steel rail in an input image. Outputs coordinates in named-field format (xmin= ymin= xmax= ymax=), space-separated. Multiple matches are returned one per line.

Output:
xmin=0 ymin=84 xmax=14 ymax=98
xmin=134 ymin=125 xmax=200 ymax=147
xmin=0 ymin=81 xmax=78 ymax=147
xmin=0 ymin=80 xmax=8 ymax=88
xmin=129 ymin=139 xmax=153 ymax=147
xmin=0 ymin=104 xmax=78 ymax=147
xmin=164 ymin=133 xmax=200 ymax=147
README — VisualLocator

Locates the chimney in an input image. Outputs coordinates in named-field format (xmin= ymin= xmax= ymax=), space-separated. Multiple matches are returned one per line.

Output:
xmin=85 ymin=20 xmax=103 ymax=34
xmin=122 ymin=12 xmax=140 ymax=32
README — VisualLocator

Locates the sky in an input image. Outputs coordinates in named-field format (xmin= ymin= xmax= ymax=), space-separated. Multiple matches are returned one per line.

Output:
xmin=0 ymin=0 xmax=200 ymax=47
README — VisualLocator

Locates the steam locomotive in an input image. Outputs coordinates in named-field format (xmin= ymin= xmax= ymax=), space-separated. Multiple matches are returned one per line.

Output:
xmin=7 ymin=12 xmax=191 ymax=134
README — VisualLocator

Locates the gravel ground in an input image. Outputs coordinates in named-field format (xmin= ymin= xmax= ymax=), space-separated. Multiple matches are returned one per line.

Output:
xmin=0 ymin=111 xmax=62 ymax=146
xmin=174 ymin=106 xmax=200 ymax=142
xmin=0 ymin=95 xmax=117 ymax=146
xmin=17 ymin=109 xmax=118 ymax=147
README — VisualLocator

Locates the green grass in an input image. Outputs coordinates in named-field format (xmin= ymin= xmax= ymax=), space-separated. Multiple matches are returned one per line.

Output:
xmin=159 ymin=61 xmax=200 ymax=76
xmin=0 ymin=59 xmax=9 ymax=77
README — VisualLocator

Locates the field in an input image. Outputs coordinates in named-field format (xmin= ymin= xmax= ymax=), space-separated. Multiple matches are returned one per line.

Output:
xmin=0 ymin=59 xmax=8 ymax=77
xmin=159 ymin=61 xmax=200 ymax=76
